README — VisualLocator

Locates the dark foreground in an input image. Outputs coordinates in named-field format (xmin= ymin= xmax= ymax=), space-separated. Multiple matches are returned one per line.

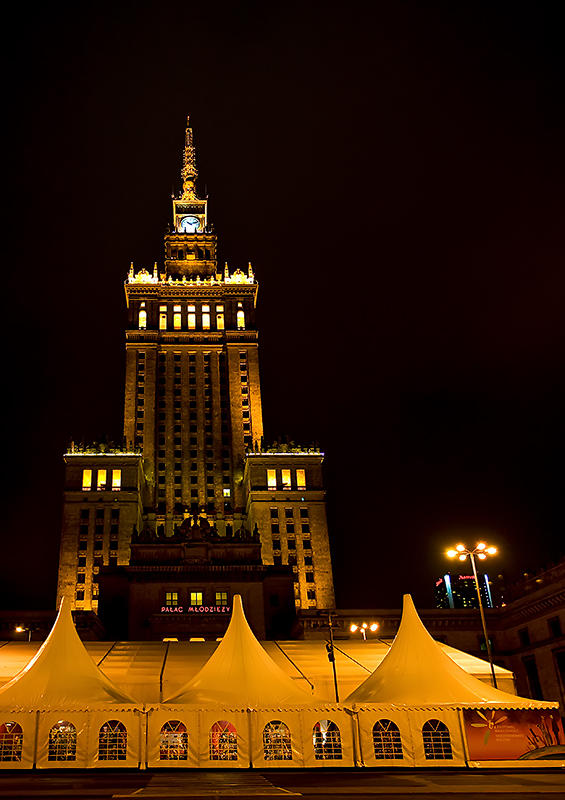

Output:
xmin=0 ymin=768 xmax=563 ymax=800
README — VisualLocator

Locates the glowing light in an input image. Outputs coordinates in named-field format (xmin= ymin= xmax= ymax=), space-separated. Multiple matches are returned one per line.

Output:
xmin=476 ymin=542 xmax=486 ymax=551
xmin=350 ymin=624 xmax=358 ymax=633
xmin=487 ymin=546 xmax=497 ymax=555
xmin=446 ymin=549 xmax=457 ymax=558
xmin=15 ymin=626 xmax=24 ymax=633
xmin=362 ymin=622 xmax=368 ymax=629
xmin=370 ymin=623 xmax=379 ymax=632
xmin=478 ymin=552 xmax=487 ymax=560
xmin=456 ymin=544 xmax=465 ymax=552
xmin=458 ymin=554 xmax=467 ymax=561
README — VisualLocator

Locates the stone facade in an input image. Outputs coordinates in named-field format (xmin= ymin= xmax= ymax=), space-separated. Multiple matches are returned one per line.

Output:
xmin=56 ymin=118 xmax=336 ymax=620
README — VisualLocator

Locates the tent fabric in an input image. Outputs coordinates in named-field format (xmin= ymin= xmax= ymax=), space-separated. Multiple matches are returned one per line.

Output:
xmin=346 ymin=595 xmax=556 ymax=709
xmin=0 ymin=598 xmax=137 ymax=711
xmin=164 ymin=595 xmax=315 ymax=707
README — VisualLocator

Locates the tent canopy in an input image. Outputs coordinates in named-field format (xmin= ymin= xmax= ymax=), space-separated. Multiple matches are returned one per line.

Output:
xmin=0 ymin=597 xmax=137 ymax=710
xmin=165 ymin=594 xmax=315 ymax=707
xmin=346 ymin=594 xmax=555 ymax=708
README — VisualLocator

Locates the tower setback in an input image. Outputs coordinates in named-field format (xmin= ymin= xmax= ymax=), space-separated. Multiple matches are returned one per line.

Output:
xmin=56 ymin=118 xmax=335 ymax=633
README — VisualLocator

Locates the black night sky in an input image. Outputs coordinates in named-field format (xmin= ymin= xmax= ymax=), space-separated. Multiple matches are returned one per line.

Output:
xmin=3 ymin=1 xmax=564 ymax=612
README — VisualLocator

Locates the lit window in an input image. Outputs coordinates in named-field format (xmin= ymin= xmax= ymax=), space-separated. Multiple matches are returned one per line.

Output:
xmin=188 ymin=305 xmax=196 ymax=329
xmin=202 ymin=304 xmax=210 ymax=330
xmin=373 ymin=719 xmax=403 ymax=760
xmin=209 ymin=720 xmax=237 ymax=761
xmin=159 ymin=305 xmax=167 ymax=330
xmin=281 ymin=469 xmax=291 ymax=490
xmin=48 ymin=721 xmax=76 ymax=762
xmin=236 ymin=303 xmax=245 ymax=330
xmin=190 ymin=591 xmax=203 ymax=606
xmin=296 ymin=469 xmax=306 ymax=490
xmin=160 ymin=720 xmax=188 ymax=761
xmin=111 ymin=469 xmax=121 ymax=491
xmin=82 ymin=469 xmax=92 ymax=491
xmin=0 ymin=722 xmax=23 ymax=762
xmin=138 ymin=303 xmax=147 ymax=330
xmin=223 ymin=488 xmax=231 ymax=497
xmin=215 ymin=591 xmax=228 ymax=605
xmin=216 ymin=305 xmax=224 ymax=330
xmin=422 ymin=719 xmax=452 ymax=760
xmin=313 ymin=720 xmax=342 ymax=761
xmin=173 ymin=305 xmax=182 ymax=330
xmin=263 ymin=720 xmax=292 ymax=761
xmin=97 ymin=469 xmax=107 ymax=491
xmin=267 ymin=469 xmax=276 ymax=490
xmin=165 ymin=592 xmax=178 ymax=607
xmin=98 ymin=720 xmax=127 ymax=761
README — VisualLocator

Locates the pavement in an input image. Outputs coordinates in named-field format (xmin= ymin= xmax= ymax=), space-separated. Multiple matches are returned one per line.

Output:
xmin=0 ymin=769 xmax=563 ymax=800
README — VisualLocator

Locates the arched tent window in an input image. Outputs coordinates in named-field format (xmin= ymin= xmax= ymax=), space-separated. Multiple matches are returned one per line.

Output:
xmin=263 ymin=720 xmax=292 ymax=761
xmin=236 ymin=303 xmax=245 ymax=330
xmin=0 ymin=722 xmax=23 ymax=761
xmin=312 ymin=719 xmax=342 ymax=760
xmin=98 ymin=720 xmax=127 ymax=761
xmin=422 ymin=719 xmax=453 ymax=760
xmin=138 ymin=303 xmax=147 ymax=330
xmin=209 ymin=720 xmax=237 ymax=761
xmin=48 ymin=721 xmax=76 ymax=761
xmin=373 ymin=719 xmax=403 ymax=760
xmin=160 ymin=720 xmax=188 ymax=761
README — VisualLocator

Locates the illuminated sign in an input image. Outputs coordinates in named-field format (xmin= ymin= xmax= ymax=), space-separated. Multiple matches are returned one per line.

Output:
xmin=160 ymin=605 xmax=231 ymax=614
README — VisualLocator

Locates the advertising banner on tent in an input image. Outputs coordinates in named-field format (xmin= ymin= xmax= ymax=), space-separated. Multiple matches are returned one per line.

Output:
xmin=463 ymin=708 xmax=565 ymax=761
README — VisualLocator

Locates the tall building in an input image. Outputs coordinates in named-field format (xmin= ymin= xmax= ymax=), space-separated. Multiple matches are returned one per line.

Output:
xmin=56 ymin=118 xmax=335 ymax=624
xmin=434 ymin=572 xmax=494 ymax=610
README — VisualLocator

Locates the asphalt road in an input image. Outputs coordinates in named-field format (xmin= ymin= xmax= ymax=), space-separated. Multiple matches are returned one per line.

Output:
xmin=0 ymin=768 xmax=563 ymax=800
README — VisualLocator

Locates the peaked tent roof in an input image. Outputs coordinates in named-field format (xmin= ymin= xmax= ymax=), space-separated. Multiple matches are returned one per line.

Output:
xmin=0 ymin=597 xmax=137 ymax=710
xmin=165 ymin=594 xmax=315 ymax=707
xmin=346 ymin=594 xmax=555 ymax=708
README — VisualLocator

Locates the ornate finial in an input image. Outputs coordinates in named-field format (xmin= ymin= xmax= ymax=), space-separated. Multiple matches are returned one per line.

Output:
xmin=181 ymin=115 xmax=199 ymax=200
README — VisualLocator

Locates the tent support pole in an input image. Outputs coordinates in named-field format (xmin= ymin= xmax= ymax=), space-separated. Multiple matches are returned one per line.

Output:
xmin=32 ymin=710 xmax=40 ymax=769
xmin=247 ymin=709 xmax=253 ymax=769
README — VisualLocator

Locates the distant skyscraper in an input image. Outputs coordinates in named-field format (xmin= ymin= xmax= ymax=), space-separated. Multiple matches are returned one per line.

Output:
xmin=56 ymin=118 xmax=336 ymax=624
xmin=434 ymin=572 xmax=494 ymax=610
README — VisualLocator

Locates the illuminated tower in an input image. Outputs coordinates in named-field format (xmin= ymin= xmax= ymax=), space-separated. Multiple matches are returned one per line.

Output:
xmin=124 ymin=117 xmax=262 ymax=534
xmin=57 ymin=118 xmax=335 ymax=617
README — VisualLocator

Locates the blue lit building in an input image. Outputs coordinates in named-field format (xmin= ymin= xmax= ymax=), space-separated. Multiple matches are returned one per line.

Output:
xmin=434 ymin=572 xmax=494 ymax=609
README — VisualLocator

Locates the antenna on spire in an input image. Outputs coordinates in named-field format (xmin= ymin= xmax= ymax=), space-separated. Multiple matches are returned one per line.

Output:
xmin=181 ymin=115 xmax=198 ymax=200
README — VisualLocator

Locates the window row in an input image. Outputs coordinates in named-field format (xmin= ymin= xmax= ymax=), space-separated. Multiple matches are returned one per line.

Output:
xmin=164 ymin=590 xmax=229 ymax=608
xmin=82 ymin=469 xmax=121 ymax=492
xmin=0 ymin=718 xmax=453 ymax=763
xmin=267 ymin=468 xmax=306 ymax=491
xmin=138 ymin=302 xmax=245 ymax=331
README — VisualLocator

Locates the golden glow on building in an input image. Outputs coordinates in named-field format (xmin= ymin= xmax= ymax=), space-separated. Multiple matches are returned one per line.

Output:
xmin=82 ymin=469 xmax=92 ymax=491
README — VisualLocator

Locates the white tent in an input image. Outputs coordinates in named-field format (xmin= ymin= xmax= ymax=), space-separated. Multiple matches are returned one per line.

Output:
xmin=165 ymin=594 xmax=315 ymax=707
xmin=345 ymin=595 xmax=559 ymax=768
xmin=0 ymin=598 xmax=141 ymax=769
xmin=161 ymin=595 xmax=354 ymax=768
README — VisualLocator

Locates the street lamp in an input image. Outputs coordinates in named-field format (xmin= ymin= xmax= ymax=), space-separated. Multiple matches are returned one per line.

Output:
xmin=446 ymin=541 xmax=498 ymax=688
xmin=350 ymin=621 xmax=379 ymax=641
xmin=15 ymin=626 xmax=32 ymax=642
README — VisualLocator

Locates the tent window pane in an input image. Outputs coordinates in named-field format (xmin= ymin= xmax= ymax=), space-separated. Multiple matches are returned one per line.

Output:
xmin=313 ymin=720 xmax=342 ymax=760
xmin=98 ymin=720 xmax=127 ymax=761
xmin=209 ymin=720 xmax=237 ymax=761
xmin=263 ymin=720 xmax=292 ymax=761
xmin=373 ymin=719 xmax=403 ymax=760
xmin=160 ymin=720 xmax=188 ymax=761
xmin=422 ymin=719 xmax=453 ymax=760
xmin=48 ymin=721 xmax=77 ymax=761
xmin=0 ymin=722 xmax=23 ymax=762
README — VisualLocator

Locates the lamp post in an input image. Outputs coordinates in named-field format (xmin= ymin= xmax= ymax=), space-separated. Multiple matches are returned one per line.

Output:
xmin=349 ymin=622 xmax=379 ymax=641
xmin=15 ymin=626 xmax=32 ymax=642
xmin=446 ymin=542 xmax=498 ymax=688
xmin=326 ymin=612 xmax=340 ymax=703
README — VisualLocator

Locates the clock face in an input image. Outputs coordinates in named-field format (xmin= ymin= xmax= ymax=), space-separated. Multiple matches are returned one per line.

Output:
xmin=179 ymin=215 xmax=201 ymax=233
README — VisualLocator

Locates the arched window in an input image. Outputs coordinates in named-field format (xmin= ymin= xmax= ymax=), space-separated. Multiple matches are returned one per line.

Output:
xmin=160 ymin=720 xmax=188 ymax=761
xmin=0 ymin=722 xmax=23 ymax=761
xmin=312 ymin=720 xmax=342 ymax=760
xmin=373 ymin=719 xmax=403 ymax=760
xmin=48 ymin=721 xmax=76 ymax=761
xmin=98 ymin=720 xmax=127 ymax=761
xmin=263 ymin=720 xmax=292 ymax=761
xmin=236 ymin=303 xmax=245 ymax=330
xmin=422 ymin=719 xmax=453 ymax=760
xmin=209 ymin=720 xmax=237 ymax=761
xmin=138 ymin=303 xmax=147 ymax=330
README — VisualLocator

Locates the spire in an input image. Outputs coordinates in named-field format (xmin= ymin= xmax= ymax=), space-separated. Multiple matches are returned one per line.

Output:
xmin=180 ymin=115 xmax=199 ymax=200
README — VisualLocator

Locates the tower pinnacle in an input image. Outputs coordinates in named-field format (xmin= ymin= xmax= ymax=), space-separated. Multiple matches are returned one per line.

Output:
xmin=181 ymin=116 xmax=199 ymax=200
